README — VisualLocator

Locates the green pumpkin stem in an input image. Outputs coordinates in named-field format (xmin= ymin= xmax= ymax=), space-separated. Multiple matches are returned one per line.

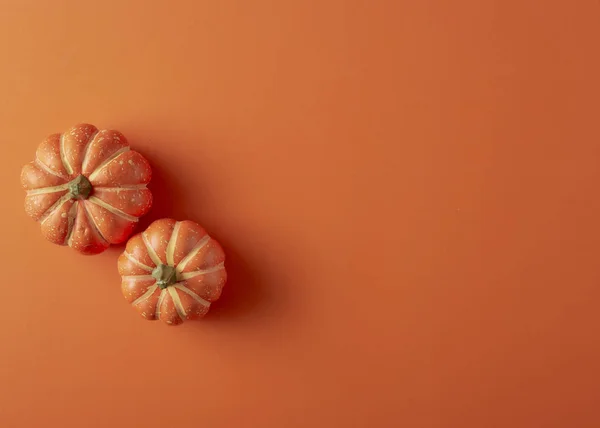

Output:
xmin=68 ymin=175 xmax=93 ymax=199
xmin=152 ymin=264 xmax=178 ymax=289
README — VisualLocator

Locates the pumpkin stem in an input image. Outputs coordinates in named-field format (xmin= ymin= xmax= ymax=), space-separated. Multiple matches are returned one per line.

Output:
xmin=68 ymin=175 xmax=93 ymax=199
xmin=152 ymin=264 xmax=177 ymax=289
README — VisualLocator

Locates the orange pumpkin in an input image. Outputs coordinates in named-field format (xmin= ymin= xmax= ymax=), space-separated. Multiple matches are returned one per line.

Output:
xmin=20 ymin=124 xmax=152 ymax=254
xmin=118 ymin=219 xmax=226 ymax=325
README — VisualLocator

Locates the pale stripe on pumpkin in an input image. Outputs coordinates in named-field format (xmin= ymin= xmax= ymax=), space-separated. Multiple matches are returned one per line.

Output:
xmin=59 ymin=134 xmax=73 ymax=176
xmin=132 ymin=284 xmax=159 ymax=306
xmin=121 ymin=275 xmax=154 ymax=281
xmin=123 ymin=252 xmax=154 ymax=272
xmin=87 ymin=195 xmax=139 ymax=222
xmin=176 ymin=235 xmax=211 ymax=272
xmin=63 ymin=203 xmax=78 ymax=245
xmin=142 ymin=232 xmax=163 ymax=266
xmin=88 ymin=147 xmax=130 ymax=181
xmin=82 ymin=201 xmax=109 ymax=244
xmin=168 ymin=287 xmax=187 ymax=321
xmin=166 ymin=221 xmax=181 ymax=266
xmin=35 ymin=157 xmax=67 ymax=180
xmin=178 ymin=262 xmax=225 ymax=280
xmin=155 ymin=289 xmax=167 ymax=320
xmin=93 ymin=184 xmax=149 ymax=191
xmin=26 ymin=183 xmax=70 ymax=196
xmin=80 ymin=130 xmax=99 ymax=172
xmin=174 ymin=284 xmax=211 ymax=307
xmin=39 ymin=193 xmax=72 ymax=224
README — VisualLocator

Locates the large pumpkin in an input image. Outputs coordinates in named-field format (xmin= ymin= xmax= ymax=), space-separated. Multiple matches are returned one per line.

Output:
xmin=20 ymin=124 xmax=152 ymax=254
xmin=118 ymin=219 xmax=227 ymax=325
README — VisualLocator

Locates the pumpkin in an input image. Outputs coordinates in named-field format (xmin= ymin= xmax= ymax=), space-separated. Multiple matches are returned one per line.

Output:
xmin=118 ymin=219 xmax=227 ymax=325
xmin=20 ymin=124 xmax=152 ymax=254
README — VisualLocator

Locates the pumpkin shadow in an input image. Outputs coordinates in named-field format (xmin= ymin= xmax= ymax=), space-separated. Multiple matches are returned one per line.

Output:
xmin=202 ymin=239 xmax=266 ymax=322
xmin=137 ymin=151 xmax=195 ymax=230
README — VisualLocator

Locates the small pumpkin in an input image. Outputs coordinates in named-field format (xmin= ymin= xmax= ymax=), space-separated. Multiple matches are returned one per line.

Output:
xmin=20 ymin=124 xmax=152 ymax=254
xmin=118 ymin=219 xmax=226 ymax=325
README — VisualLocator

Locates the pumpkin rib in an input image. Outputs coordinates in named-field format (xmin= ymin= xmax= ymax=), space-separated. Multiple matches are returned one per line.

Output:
xmin=61 ymin=124 xmax=98 ymax=176
xmin=92 ymin=188 xmax=152 ymax=218
xmin=174 ymin=284 xmax=211 ymax=307
xmin=176 ymin=235 xmax=211 ymax=272
xmin=26 ymin=183 xmax=70 ymax=196
xmin=59 ymin=134 xmax=74 ymax=176
xmin=166 ymin=221 xmax=181 ymax=266
xmin=122 ymin=275 xmax=154 ymax=281
xmin=36 ymin=134 xmax=71 ymax=179
xmin=88 ymin=147 xmax=130 ymax=181
xmin=168 ymin=287 xmax=187 ymax=321
xmin=21 ymin=161 xmax=66 ymax=190
xmin=123 ymin=252 xmax=154 ymax=272
xmin=87 ymin=196 xmax=139 ymax=222
xmin=63 ymin=203 xmax=78 ymax=245
xmin=66 ymin=203 xmax=81 ymax=248
xmin=131 ymin=283 xmax=158 ymax=306
xmin=92 ymin=184 xmax=149 ymax=191
xmin=178 ymin=262 xmax=225 ymax=280
xmin=35 ymin=157 xmax=68 ymax=181
xmin=155 ymin=289 xmax=167 ymax=320
xmin=142 ymin=232 xmax=163 ymax=266
xmin=82 ymin=201 xmax=109 ymax=245
xmin=25 ymin=190 xmax=69 ymax=221
xmin=39 ymin=193 xmax=72 ymax=224
xmin=80 ymin=130 xmax=100 ymax=173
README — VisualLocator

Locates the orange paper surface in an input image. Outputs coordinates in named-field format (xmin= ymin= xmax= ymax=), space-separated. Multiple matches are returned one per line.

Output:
xmin=1 ymin=1 xmax=599 ymax=427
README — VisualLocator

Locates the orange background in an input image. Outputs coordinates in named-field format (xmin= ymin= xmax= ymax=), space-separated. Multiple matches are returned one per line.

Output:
xmin=1 ymin=1 xmax=600 ymax=427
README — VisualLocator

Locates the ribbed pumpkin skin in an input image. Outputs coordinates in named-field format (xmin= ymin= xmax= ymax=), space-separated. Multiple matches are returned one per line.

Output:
xmin=118 ymin=219 xmax=227 ymax=325
xmin=21 ymin=124 xmax=152 ymax=254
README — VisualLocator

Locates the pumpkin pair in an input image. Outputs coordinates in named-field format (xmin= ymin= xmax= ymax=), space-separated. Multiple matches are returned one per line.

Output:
xmin=20 ymin=124 xmax=226 ymax=326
